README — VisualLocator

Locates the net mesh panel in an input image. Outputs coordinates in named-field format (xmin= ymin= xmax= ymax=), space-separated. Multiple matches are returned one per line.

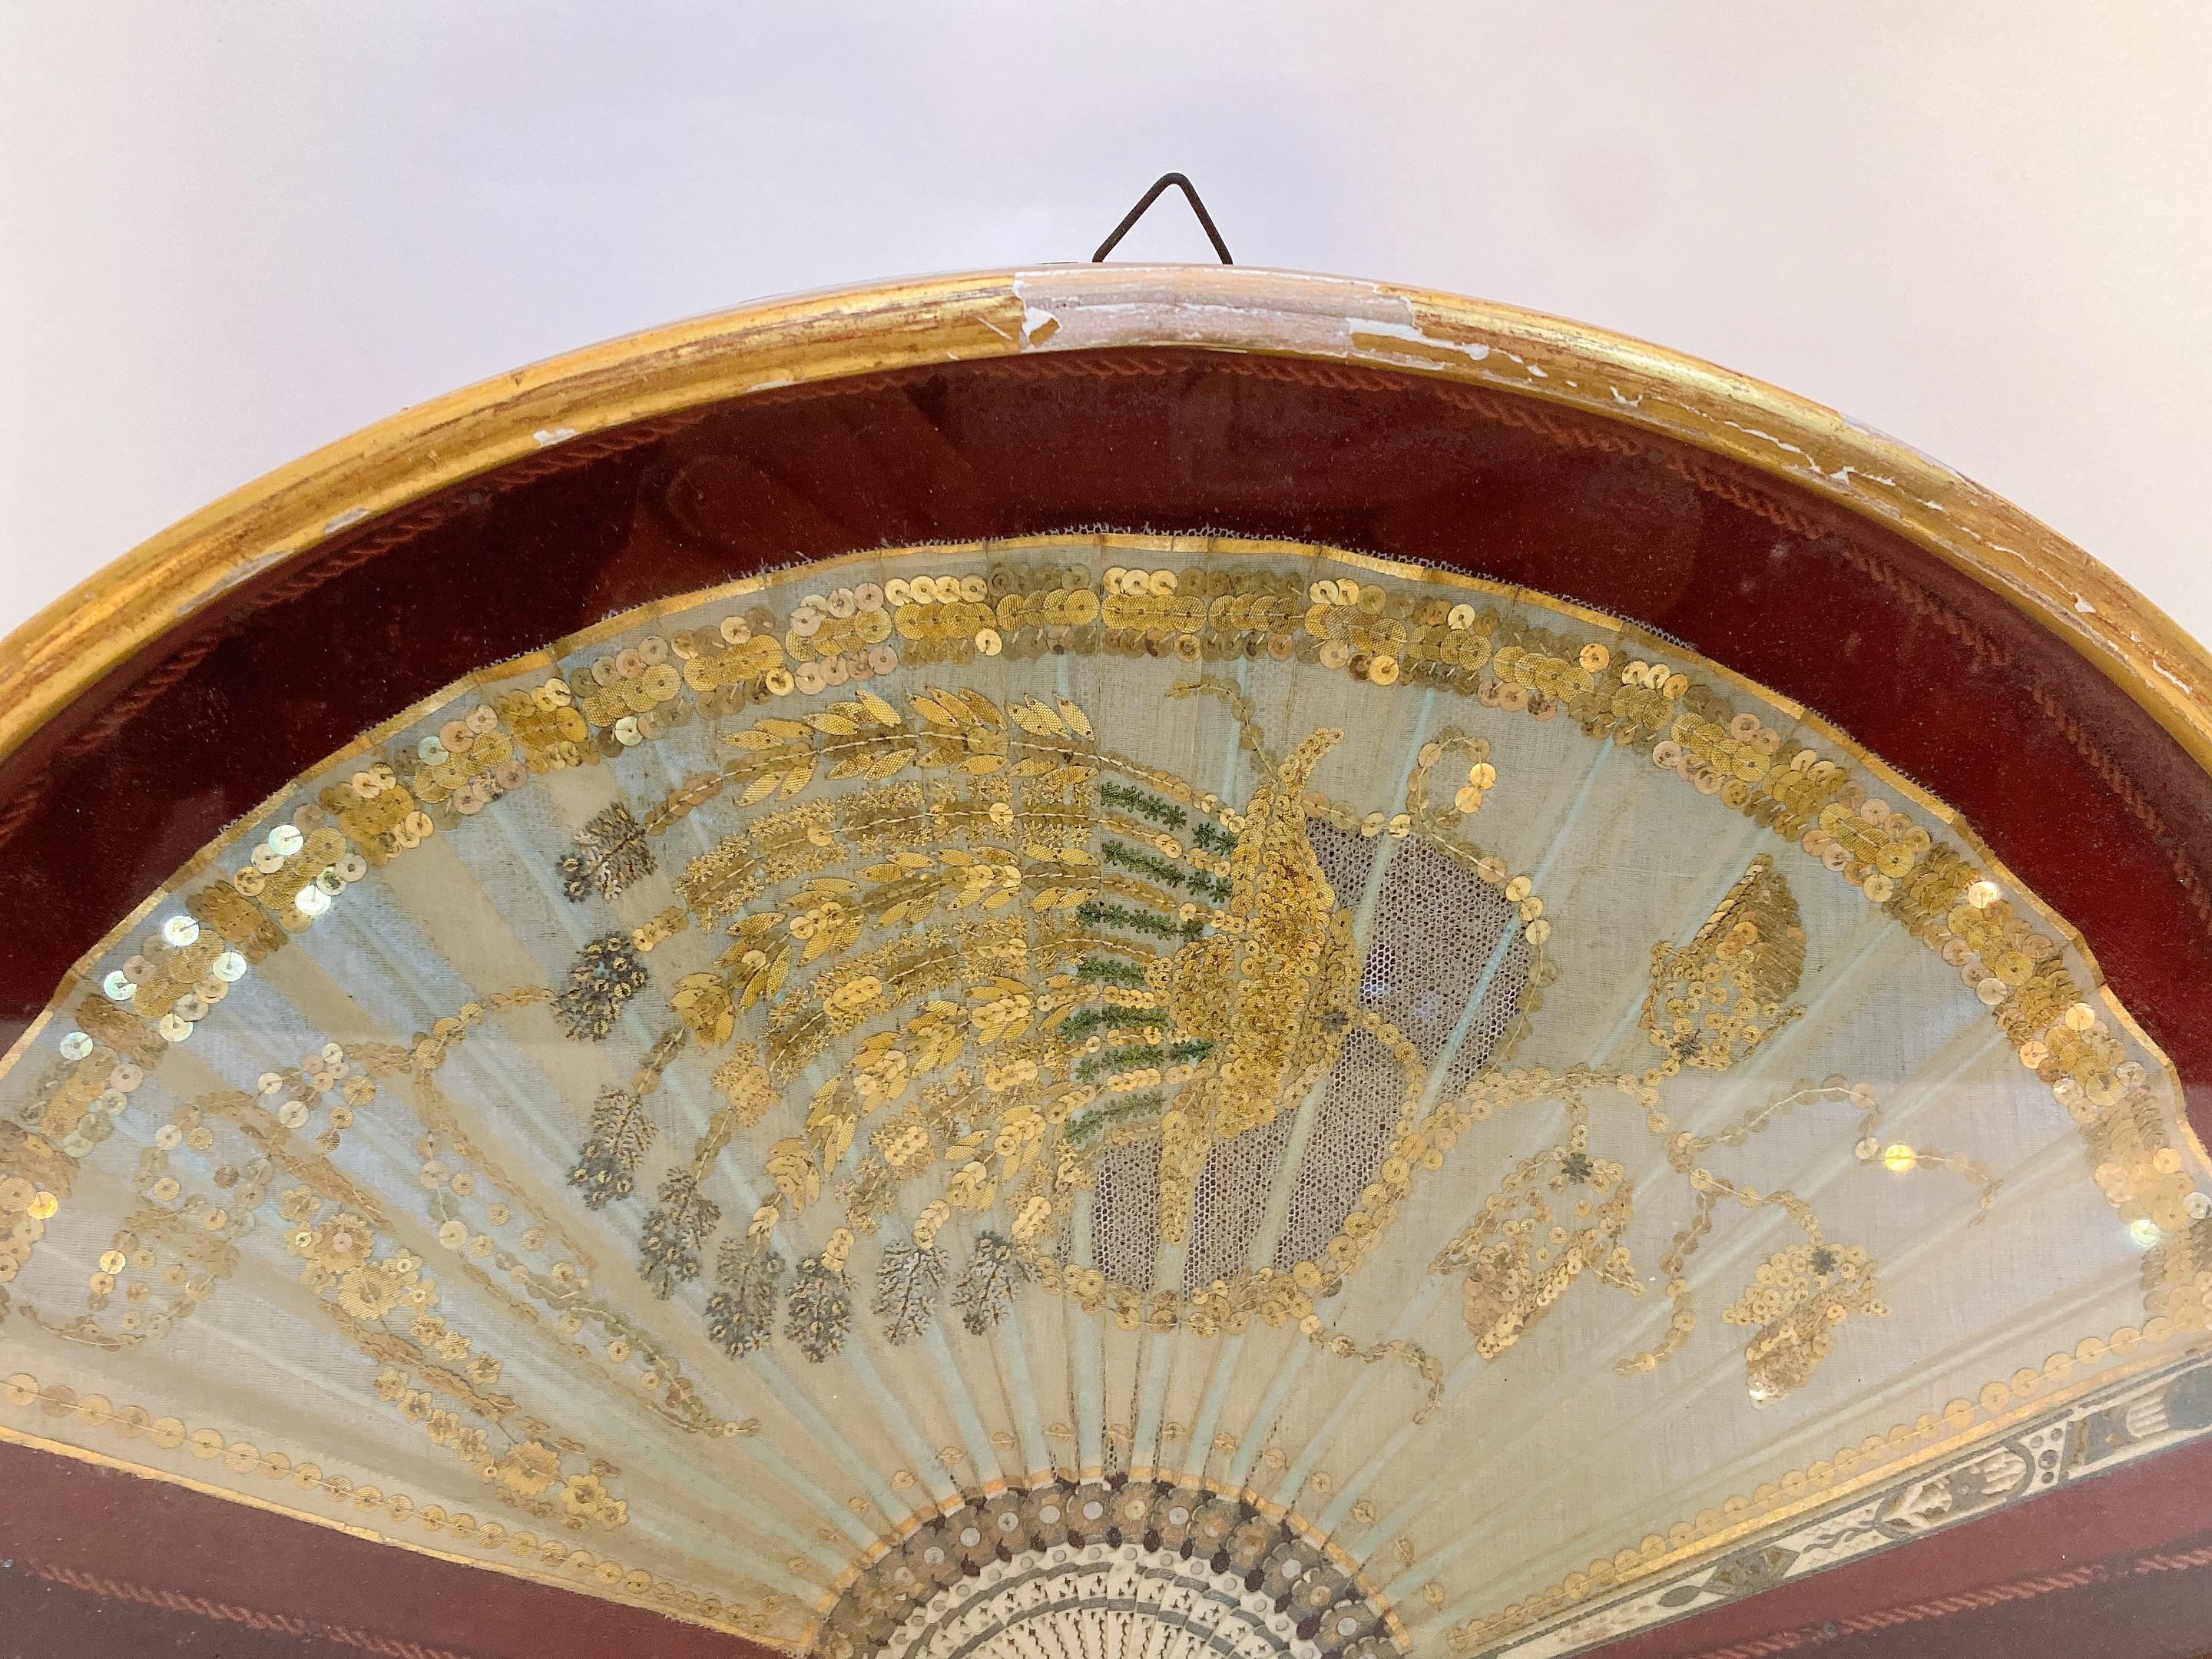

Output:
xmin=1181 ymin=1111 xmax=1296 ymax=1293
xmin=1308 ymin=818 xmax=1380 ymax=913
xmin=1089 ymin=823 xmax=1528 ymax=1288
xmin=1092 ymin=1135 xmax=1163 ymax=1292
xmin=1270 ymin=1028 xmax=1400 ymax=1273
xmin=1271 ymin=827 xmax=1528 ymax=1271
xmin=1373 ymin=834 xmax=1529 ymax=1086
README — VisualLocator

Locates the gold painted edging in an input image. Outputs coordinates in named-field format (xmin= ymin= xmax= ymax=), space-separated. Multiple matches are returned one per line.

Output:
xmin=1479 ymin=1333 xmax=2212 ymax=1657
xmin=2 ymin=267 xmax=2209 ymax=785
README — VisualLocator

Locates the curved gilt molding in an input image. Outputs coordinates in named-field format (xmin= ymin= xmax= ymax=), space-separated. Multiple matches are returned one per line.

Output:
xmin=2 ymin=267 xmax=2208 ymax=787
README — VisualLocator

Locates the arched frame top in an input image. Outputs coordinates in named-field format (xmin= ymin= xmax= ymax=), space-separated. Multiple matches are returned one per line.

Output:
xmin=4 ymin=265 xmax=2209 ymax=785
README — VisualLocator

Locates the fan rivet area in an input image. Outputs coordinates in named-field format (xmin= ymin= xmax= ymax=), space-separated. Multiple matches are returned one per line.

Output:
xmin=819 ymin=1478 xmax=1398 ymax=1659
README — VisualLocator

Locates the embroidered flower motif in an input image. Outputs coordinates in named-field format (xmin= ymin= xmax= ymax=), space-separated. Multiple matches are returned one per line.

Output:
xmin=560 ymin=1472 xmax=629 ymax=1530
xmin=290 ymin=1211 xmax=374 ymax=1281
xmin=553 ymin=934 xmax=651 ymax=1041
xmin=569 ymin=1086 xmax=656 ymax=1208
xmin=951 ymin=1231 xmax=1031 ymax=1335
xmin=706 ymin=1235 xmax=784 ymax=1357
xmin=935 ymin=1508 xmax=988 ymax=1568
xmin=277 ymin=1187 xmax=323 ymax=1224
xmin=710 ymin=1047 xmax=778 ymax=1126
xmin=491 ymin=1439 xmax=561 ymax=1499
xmin=786 ymin=1254 xmax=854 ymax=1363
xmin=557 ymin=804 xmax=656 ymax=902
xmin=336 ymin=1263 xmax=404 ymax=1321
xmin=639 ymin=1169 xmax=720 ymax=1297
xmin=670 ymin=973 xmax=737 ymax=1047
xmin=1729 ymin=1241 xmax=1883 ymax=1406
xmin=1190 ymin=1497 xmax=1240 ymax=1553
xmin=1018 ymin=1485 xmax=1071 ymax=1548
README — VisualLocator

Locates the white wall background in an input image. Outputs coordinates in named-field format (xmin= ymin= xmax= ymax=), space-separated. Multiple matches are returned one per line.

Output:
xmin=4 ymin=3 xmax=2208 ymax=643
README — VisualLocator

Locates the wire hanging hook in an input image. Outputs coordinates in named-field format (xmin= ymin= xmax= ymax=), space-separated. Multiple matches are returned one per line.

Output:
xmin=1092 ymin=174 xmax=1233 ymax=265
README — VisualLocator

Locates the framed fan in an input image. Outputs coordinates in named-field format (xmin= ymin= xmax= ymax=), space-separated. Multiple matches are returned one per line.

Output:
xmin=2 ymin=265 xmax=2208 ymax=1659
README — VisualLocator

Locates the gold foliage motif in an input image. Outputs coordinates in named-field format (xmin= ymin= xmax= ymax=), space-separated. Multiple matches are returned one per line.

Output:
xmin=1433 ymin=1116 xmax=1638 ymax=1360
xmin=1152 ymin=681 xmax=1359 ymax=1243
xmin=1730 ymin=1243 xmax=1886 ymax=1407
xmin=1641 ymin=854 xmax=1805 ymax=1071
